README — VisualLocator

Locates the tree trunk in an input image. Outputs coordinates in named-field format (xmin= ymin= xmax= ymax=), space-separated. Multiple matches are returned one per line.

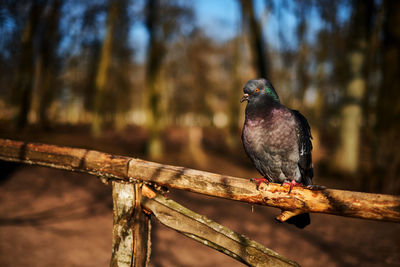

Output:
xmin=91 ymin=0 xmax=120 ymax=137
xmin=37 ymin=0 xmax=62 ymax=129
xmin=12 ymin=1 xmax=45 ymax=129
xmin=333 ymin=0 xmax=373 ymax=174
xmin=227 ymin=37 xmax=243 ymax=149
xmin=374 ymin=0 xmax=400 ymax=193
xmin=145 ymin=0 xmax=165 ymax=160
xmin=239 ymin=0 xmax=269 ymax=78
xmin=333 ymin=54 xmax=365 ymax=174
xmin=296 ymin=12 xmax=310 ymax=107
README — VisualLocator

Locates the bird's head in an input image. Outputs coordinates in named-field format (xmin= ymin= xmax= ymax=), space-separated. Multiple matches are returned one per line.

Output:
xmin=240 ymin=78 xmax=280 ymax=104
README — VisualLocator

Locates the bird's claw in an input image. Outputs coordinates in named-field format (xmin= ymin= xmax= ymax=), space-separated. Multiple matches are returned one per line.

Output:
xmin=282 ymin=180 xmax=303 ymax=194
xmin=250 ymin=178 xmax=270 ymax=190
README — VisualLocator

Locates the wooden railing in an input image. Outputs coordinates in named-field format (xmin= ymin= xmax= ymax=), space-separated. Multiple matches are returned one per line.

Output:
xmin=0 ymin=138 xmax=399 ymax=266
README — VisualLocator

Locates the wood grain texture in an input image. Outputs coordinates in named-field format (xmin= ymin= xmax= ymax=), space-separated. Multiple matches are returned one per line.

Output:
xmin=110 ymin=182 xmax=151 ymax=267
xmin=0 ymin=138 xmax=399 ymax=223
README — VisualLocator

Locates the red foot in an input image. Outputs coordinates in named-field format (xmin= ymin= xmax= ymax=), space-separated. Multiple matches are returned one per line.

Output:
xmin=282 ymin=180 xmax=303 ymax=194
xmin=250 ymin=178 xmax=270 ymax=189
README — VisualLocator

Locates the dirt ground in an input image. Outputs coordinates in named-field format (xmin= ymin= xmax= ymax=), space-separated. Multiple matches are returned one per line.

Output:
xmin=0 ymin=128 xmax=399 ymax=266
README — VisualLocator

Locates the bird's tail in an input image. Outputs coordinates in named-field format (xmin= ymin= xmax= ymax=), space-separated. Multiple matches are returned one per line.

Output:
xmin=285 ymin=213 xmax=310 ymax=228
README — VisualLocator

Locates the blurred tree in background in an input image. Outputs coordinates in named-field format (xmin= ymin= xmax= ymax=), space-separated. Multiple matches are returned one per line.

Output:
xmin=333 ymin=0 xmax=372 ymax=175
xmin=10 ymin=0 xmax=46 ymax=129
xmin=0 ymin=0 xmax=399 ymax=193
xmin=91 ymin=0 xmax=131 ymax=137
xmin=144 ymin=0 xmax=193 ymax=159
xmin=373 ymin=0 xmax=400 ymax=193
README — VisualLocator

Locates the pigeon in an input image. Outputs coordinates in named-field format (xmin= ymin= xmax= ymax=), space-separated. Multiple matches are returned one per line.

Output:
xmin=240 ymin=78 xmax=315 ymax=228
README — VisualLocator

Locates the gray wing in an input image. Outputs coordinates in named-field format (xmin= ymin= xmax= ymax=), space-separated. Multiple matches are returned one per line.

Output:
xmin=291 ymin=109 xmax=313 ymax=185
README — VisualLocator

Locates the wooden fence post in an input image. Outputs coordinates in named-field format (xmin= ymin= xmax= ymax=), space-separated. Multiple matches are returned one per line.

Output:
xmin=110 ymin=181 xmax=151 ymax=267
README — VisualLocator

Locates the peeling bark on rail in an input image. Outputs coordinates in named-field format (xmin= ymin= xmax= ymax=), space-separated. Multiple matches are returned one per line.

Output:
xmin=141 ymin=185 xmax=300 ymax=267
xmin=0 ymin=138 xmax=400 ymax=223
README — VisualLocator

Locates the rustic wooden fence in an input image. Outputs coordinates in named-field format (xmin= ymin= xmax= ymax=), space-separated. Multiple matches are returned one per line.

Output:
xmin=0 ymin=138 xmax=399 ymax=267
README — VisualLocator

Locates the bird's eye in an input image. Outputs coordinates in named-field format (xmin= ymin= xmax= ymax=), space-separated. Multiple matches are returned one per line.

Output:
xmin=254 ymin=88 xmax=260 ymax=93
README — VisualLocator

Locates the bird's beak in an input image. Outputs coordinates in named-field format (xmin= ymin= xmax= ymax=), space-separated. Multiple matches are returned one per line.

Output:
xmin=240 ymin=93 xmax=249 ymax=103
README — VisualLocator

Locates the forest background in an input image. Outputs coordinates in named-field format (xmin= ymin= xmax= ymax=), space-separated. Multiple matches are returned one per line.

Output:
xmin=2 ymin=0 xmax=399 ymax=194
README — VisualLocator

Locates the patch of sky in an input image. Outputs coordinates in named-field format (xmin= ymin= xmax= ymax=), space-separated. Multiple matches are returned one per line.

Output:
xmin=128 ymin=0 xmax=147 ymax=62
xmin=191 ymin=0 xmax=241 ymax=42
xmin=337 ymin=1 xmax=352 ymax=25
xmin=0 ymin=8 xmax=18 ymax=59
xmin=129 ymin=21 xmax=148 ymax=63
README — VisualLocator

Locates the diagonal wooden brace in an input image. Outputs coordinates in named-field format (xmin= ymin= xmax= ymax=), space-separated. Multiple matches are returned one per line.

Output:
xmin=141 ymin=185 xmax=300 ymax=267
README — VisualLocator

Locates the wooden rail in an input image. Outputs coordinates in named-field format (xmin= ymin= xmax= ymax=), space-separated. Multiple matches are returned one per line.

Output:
xmin=0 ymin=139 xmax=399 ymax=223
xmin=1 ymin=138 xmax=400 ymax=266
